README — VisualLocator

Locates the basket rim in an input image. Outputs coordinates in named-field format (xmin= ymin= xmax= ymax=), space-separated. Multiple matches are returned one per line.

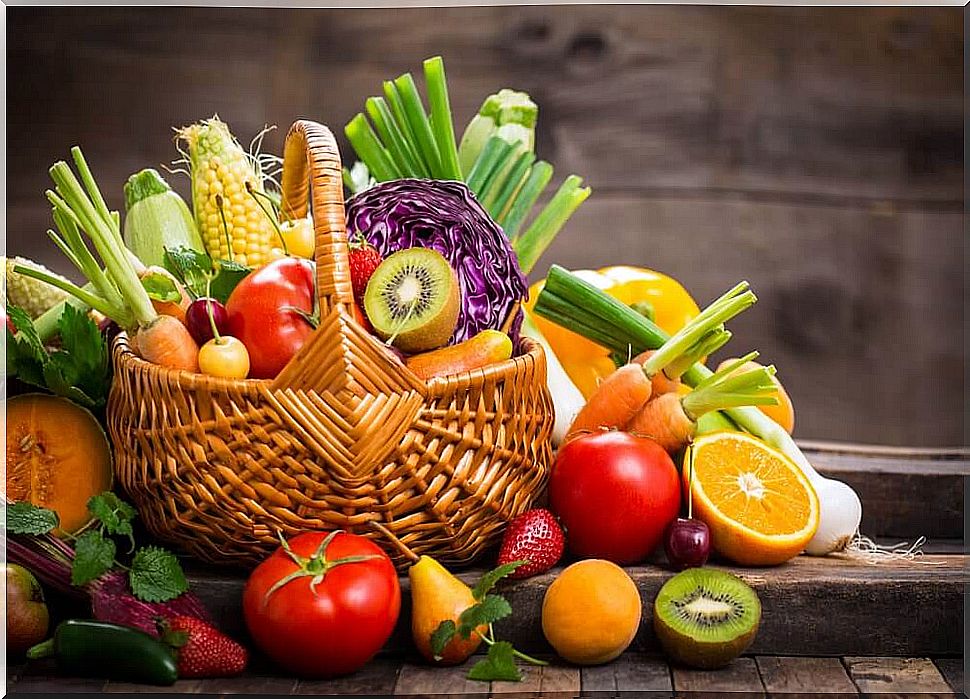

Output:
xmin=111 ymin=332 xmax=546 ymax=391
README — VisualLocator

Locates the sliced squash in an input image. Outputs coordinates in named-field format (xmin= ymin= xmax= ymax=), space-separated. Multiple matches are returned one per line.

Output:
xmin=5 ymin=394 xmax=113 ymax=534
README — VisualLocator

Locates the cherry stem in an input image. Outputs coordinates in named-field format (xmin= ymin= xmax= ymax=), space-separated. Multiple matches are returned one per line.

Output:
xmin=686 ymin=446 xmax=695 ymax=519
xmin=205 ymin=278 xmax=223 ymax=344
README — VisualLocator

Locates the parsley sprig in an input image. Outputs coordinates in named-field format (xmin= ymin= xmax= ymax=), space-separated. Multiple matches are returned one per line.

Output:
xmin=7 ymin=304 xmax=111 ymax=409
xmin=431 ymin=561 xmax=547 ymax=682
xmin=6 ymin=494 xmax=187 ymax=603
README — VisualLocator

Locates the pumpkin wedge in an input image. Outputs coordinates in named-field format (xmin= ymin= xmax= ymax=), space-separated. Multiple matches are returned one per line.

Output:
xmin=5 ymin=394 xmax=113 ymax=534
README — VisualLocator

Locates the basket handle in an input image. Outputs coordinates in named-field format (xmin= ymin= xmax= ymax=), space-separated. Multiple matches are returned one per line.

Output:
xmin=279 ymin=119 xmax=354 ymax=315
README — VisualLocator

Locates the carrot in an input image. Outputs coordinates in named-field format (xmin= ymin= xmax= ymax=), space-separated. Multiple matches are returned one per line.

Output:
xmin=567 ymin=363 xmax=653 ymax=437
xmin=140 ymin=266 xmax=191 ymax=323
xmin=566 ymin=287 xmax=748 ymax=439
xmin=134 ymin=315 xmax=200 ymax=372
xmin=633 ymin=350 xmax=682 ymax=396
xmin=406 ymin=330 xmax=512 ymax=380
xmin=628 ymin=392 xmax=693 ymax=452
xmin=629 ymin=352 xmax=779 ymax=453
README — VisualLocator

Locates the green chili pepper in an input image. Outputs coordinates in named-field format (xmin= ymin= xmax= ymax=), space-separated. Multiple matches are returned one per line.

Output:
xmin=27 ymin=619 xmax=178 ymax=686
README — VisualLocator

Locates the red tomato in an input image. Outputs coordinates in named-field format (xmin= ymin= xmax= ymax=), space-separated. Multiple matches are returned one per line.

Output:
xmin=549 ymin=431 xmax=681 ymax=565
xmin=242 ymin=531 xmax=401 ymax=678
xmin=225 ymin=257 xmax=315 ymax=379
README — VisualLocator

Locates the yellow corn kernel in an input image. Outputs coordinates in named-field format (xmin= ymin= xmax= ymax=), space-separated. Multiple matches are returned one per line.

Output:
xmin=177 ymin=116 xmax=279 ymax=267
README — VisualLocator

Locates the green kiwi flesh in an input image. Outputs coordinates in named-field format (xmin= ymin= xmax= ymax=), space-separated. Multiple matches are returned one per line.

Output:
xmin=653 ymin=568 xmax=761 ymax=669
xmin=363 ymin=247 xmax=460 ymax=353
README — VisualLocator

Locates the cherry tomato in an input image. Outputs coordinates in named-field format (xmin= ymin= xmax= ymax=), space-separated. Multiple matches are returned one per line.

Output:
xmin=243 ymin=531 xmax=400 ymax=678
xmin=198 ymin=336 xmax=250 ymax=379
xmin=225 ymin=257 xmax=315 ymax=379
xmin=549 ymin=431 xmax=681 ymax=565
xmin=279 ymin=218 xmax=316 ymax=260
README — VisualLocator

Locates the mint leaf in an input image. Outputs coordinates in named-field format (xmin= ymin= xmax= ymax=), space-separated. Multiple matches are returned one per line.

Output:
xmin=140 ymin=271 xmax=183 ymax=304
xmin=472 ymin=561 xmax=528 ymax=600
xmin=6 ymin=502 xmax=59 ymax=535
xmin=457 ymin=595 xmax=512 ymax=639
xmin=467 ymin=641 xmax=521 ymax=682
xmin=72 ymin=530 xmax=116 ymax=585
xmin=208 ymin=259 xmax=252 ymax=303
xmin=163 ymin=246 xmax=212 ymax=299
xmin=87 ymin=492 xmax=137 ymax=543
xmin=430 ymin=619 xmax=457 ymax=660
xmin=129 ymin=546 xmax=187 ymax=602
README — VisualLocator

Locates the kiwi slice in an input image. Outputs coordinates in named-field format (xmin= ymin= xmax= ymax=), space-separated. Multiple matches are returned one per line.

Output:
xmin=363 ymin=247 xmax=460 ymax=354
xmin=653 ymin=568 xmax=761 ymax=669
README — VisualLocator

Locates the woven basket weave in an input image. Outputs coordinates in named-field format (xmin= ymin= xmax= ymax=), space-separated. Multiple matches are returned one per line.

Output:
xmin=107 ymin=120 xmax=555 ymax=569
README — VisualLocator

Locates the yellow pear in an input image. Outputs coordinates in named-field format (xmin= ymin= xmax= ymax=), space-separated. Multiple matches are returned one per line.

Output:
xmin=409 ymin=556 xmax=485 ymax=665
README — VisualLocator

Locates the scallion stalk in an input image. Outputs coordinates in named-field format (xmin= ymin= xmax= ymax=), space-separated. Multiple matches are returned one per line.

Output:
xmin=466 ymin=136 xmax=515 ymax=195
xmin=485 ymin=150 xmax=535 ymax=220
xmin=393 ymin=73 xmax=442 ymax=178
xmin=513 ymin=176 xmax=591 ymax=274
xmin=345 ymin=114 xmax=400 ymax=182
xmin=366 ymin=97 xmax=422 ymax=178
xmin=500 ymin=161 xmax=553 ymax=237
xmin=423 ymin=56 xmax=462 ymax=181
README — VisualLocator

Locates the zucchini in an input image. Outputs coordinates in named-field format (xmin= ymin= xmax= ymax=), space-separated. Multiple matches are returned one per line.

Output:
xmin=123 ymin=168 xmax=204 ymax=268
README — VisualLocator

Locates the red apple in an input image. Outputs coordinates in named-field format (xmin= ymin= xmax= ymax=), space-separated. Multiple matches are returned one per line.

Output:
xmin=5 ymin=564 xmax=49 ymax=655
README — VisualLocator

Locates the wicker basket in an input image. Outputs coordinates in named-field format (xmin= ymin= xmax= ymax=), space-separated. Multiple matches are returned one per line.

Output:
xmin=106 ymin=120 xmax=554 ymax=569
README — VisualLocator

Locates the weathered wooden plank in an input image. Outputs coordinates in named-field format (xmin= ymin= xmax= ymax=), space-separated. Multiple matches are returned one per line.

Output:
xmin=12 ymin=673 xmax=109 ymax=694
xmin=933 ymin=657 xmax=965 ymax=696
xmin=672 ymin=656 xmax=765 ymax=695
xmin=394 ymin=660 xmax=482 ymax=696
xmin=294 ymin=657 xmax=400 ymax=695
xmin=184 ymin=553 xmax=967 ymax=660
xmin=802 ymin=444 xmax=967 ymax=539
xmin=611 ymin=654 xmax=672 ymax=694
xmin=755 ymin=656 xmax=857 ymax=694
xmin=6 ymin=6 xmax=961 ymax=211
xmin=193 ymin=674 xmax=298 ymax=695
xmin=534 ymin=663 xmax=580 ymax=694
xmin=844 ymin=656 xmax=953 ymax=694
xmin=102 ymin=678 xmax=206 ymax=693
xmin=538 ymin=195 xmax=965 ymax=448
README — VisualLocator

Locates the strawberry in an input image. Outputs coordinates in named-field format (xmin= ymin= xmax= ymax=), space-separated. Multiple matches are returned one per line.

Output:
xmin=159 ymin=615 xmax=248 ymax=679
xmin=348 ymin=236 xmax=383 ymax=306
xmin=498 ymin=508 xmax=565 ymax=579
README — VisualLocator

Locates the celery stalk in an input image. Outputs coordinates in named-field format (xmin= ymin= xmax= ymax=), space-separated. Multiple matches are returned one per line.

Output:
xmin=485 ymin=150 xmax=535 ymax=220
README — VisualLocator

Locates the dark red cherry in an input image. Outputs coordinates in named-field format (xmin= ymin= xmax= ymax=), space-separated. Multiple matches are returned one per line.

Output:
xmin=664 ymin=517 xmax=711 ymax=570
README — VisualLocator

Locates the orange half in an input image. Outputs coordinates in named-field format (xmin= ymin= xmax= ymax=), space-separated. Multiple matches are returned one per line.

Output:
xmin=686 ymin=432 xmax=819 ymax=566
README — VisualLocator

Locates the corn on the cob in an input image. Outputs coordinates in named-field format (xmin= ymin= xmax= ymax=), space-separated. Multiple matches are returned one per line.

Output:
xmin=4 ymin=256 xmax=71 ymax=318
xmin=176 ymin=117 xmax=278 ymax=267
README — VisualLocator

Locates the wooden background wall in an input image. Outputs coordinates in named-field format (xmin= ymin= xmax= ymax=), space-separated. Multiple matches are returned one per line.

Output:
xmin=6 ymin=6 xmax=964 ymax=447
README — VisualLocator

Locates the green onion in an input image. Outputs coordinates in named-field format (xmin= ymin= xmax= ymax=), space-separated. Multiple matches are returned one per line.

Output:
xmin=500 ymin=161 xmax=553 ymax=238
xmin=484 ymin=149 xmax=535 ymax=220
xmin=513 ymin=176 xmax=591 ymax=274
xmin=423 ymin=56 xmax=462 ymax=181
xmin=466 ymin=136 xmax=515 ymax=195
xmin=681 ymin=352 xmax=779 ymax=419
xmin=344 ymin=114 xmax=400 ymax=182
xmin=393 ymin=73 xmax=442 ymax=178
xmin=365 ymin=97 xmax=423 ymax=178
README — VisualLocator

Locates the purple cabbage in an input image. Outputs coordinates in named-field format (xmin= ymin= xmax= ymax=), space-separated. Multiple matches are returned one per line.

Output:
xmin=345 ymin=179 xmax=528 ymax=345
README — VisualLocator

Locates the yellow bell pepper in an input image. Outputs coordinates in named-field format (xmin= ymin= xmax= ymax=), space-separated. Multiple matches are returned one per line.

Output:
xmin=524 ymin=266 xmax=700 ymax=399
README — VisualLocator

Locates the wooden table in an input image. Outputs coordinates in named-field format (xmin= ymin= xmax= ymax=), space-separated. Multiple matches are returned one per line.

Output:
xmin=7 ymin=653 xmax=965 ymax=695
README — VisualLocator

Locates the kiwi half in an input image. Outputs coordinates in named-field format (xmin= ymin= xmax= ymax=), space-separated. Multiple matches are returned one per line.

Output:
xmin=363 ymin=247 xmax=461 ymax=354
xmin=652 ymin=568 xmax=761 ymax=669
